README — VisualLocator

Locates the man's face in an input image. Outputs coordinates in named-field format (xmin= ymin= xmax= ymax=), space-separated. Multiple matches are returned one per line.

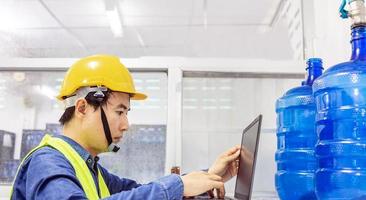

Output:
xmin=84 ymin=92 xmax=130 ymax=154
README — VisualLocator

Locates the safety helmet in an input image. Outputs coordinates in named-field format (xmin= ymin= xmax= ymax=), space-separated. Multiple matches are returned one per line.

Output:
xmin=57 ymin=54 xmax=147 ymax=101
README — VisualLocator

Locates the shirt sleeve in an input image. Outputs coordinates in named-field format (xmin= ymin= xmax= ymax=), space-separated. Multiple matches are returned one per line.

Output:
xmin=16 ymin=148 xmax=184 ymax=200
xmin=98 ymin=165 xmax=141 ymax=193
xmin=99 ymin=165 xmax=184 ymax=200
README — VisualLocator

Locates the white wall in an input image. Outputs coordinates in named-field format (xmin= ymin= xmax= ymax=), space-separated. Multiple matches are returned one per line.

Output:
xmin=306 ymin=0 xmax=351 ymax=68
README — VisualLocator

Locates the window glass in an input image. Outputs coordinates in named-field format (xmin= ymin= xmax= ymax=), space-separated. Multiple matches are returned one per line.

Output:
xmin=99 ymin=72 xmax=168 ymax=183
xmin=181 ymin=73 xmax=301 ymax=194
xmin=0 ymin=71 xmax=167 ymax=185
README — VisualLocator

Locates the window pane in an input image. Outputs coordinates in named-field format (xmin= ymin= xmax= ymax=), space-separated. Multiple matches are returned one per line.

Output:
xmin=0 ymin=71 xmax=167 ymax=187
xmin=99 ymin=72 xmax=168 ymax=183
xmin=0 ymin=71 xmax=64 ymax=185
xmin=181 ymin=74 xmax=301 ymax=195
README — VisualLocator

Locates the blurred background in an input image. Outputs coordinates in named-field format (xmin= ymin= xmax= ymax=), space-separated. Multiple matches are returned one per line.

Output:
xmin=0 ymin=0 xmax=353 ymax=199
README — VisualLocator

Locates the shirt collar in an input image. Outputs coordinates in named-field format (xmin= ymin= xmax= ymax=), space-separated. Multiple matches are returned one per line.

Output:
xmin=55 ymin=135 xmax=99 ymax=171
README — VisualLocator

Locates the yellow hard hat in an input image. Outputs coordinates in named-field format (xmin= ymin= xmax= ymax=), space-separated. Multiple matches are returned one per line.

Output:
xmin=57 ymin=55 xmax=147 ymax=100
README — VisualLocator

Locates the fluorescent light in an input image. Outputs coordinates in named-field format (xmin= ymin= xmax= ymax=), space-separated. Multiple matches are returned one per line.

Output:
xmin=148 ymin=98 xmax=160 ymax=102
xmin=203 ymin=99 xmax=216 ymax=102
xmin=132 ymin=105 xmax=143 ymax=109
xmin=183 ymin=98 xmax=198 ymax=102
xmin=146 ymin=86 xmax=160 ymax=90
xmin=3 ymin=134 xmax=12 ymax=147
xmin=203 ymin=106 xmax=217 ymax=110
xmin=219 ymin=99 xmax=231 ymax=102
xmin=13 ymin=72 xmax=25 ymax=82
xmin=183 ymin=87 xmax=197 ymax=90
xmin=202 ymin=86 xmax=216 ymax=90
xmin=220 ymin=79 xmax=232 ymax=83
xmin=146 ymin=105 xmax=160 ymax=109
xmin=183 ymin=106 xmax=197 ymax=110
xmin=219 ymin=86 xmax=232 ymax=90
xmin=146 ymin=79 xmax=160 ymax=83
xmin=34 ymin=85 xmax=57 ymax=99
xmin=106 ymin=7 xmax=123 ymax=37
xmin=219 ymin=106 xmax=232 ymax=110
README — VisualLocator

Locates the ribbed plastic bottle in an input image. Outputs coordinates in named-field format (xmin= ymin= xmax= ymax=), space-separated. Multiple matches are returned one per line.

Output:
xmin=313 ymin=1 xmax=366 ymax=199
xmin=275 ymin=58 xmax=323 ymax=200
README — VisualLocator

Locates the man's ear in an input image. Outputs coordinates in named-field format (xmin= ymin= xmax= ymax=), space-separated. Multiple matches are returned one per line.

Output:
xmin=75 ymin=98 xmax=88 ymax=117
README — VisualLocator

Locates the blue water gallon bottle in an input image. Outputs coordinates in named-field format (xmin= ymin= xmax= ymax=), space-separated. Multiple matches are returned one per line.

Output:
xmin=313 ymin=1 xmax=366 ymax=199
xmin=275 ymin=58 xmax=323 ymax=200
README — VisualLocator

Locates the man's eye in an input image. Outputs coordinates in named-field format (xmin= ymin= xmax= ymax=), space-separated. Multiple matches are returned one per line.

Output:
xmin=116 ymin=111 xmax=124 ymax=115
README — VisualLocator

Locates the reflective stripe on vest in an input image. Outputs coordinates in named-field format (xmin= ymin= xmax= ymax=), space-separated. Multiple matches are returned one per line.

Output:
xmin=11 ymin=134 xmax=110 ymax=200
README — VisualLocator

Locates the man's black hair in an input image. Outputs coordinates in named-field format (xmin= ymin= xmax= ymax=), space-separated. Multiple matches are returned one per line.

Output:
xmin=59 ymin=90 xmax=112 ymax=125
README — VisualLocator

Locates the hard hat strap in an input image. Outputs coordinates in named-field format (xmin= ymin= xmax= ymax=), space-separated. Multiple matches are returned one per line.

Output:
xmin=63 ymin=86 xmax=108 ymax=109
xmin=62 ymin=86 xmax=120 ymax=152
xmin=100 ymin=107 xmax=120 ymax=152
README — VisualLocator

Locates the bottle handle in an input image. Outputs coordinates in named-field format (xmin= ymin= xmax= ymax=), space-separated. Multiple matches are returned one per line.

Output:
xmin=340 ymin=0 xmax=349 ymax=19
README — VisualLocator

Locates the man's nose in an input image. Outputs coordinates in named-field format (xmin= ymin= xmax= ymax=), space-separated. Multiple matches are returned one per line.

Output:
xmin=120 ymin=115 xmax=129 ymax=131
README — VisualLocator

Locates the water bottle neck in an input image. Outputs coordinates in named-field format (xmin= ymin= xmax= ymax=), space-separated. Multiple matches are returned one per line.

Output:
xmin=351 ymin=26 xmax=366 ymax=60
xmin=305 ymin=58 xmax=323 ymax=86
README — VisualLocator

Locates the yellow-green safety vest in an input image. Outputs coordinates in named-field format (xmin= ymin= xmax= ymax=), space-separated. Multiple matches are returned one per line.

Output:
xmin=11 ymin=134 xmax=110 ymax=200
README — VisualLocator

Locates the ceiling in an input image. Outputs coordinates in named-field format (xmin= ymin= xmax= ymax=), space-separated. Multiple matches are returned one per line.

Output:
xmin=0 ymin=0 xmax=295 ymax=59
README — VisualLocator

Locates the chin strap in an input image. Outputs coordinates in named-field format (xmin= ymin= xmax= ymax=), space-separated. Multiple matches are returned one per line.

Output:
xmin=63 ymin=86 xmax=121 ymax=153
xmin=100 ymin=107 xmax=120 ymax=152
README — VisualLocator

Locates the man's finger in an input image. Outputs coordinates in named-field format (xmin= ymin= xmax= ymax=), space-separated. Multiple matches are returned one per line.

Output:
xmin=211 ymin=180 xmax=225 ymax=190
xmin=207 ymin=189 xmax=214 ymax=198
xmin=224 ymin=149 xmax=240 ymax=162
xmin=231 ymin=159 xmax=238 ymax=169
xmin=225 ymin=145 xmax=241 ymax=156
xmin=231 ymin=161 xmax=239 ymax=176
xmin=214 ymin=183 xmax=226 ymax=198
xmin=209 ymin=174 xmax=223 ymax=181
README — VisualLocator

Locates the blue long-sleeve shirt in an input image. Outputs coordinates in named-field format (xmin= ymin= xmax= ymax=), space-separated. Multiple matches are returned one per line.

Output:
xmin=11 ymin=135 xmax=184 ymax=200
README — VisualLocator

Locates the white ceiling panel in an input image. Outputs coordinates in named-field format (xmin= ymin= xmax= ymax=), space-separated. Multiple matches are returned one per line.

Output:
xmin=10 ymin=29 xmax=79 ymax=48
xmin=52 ymin=15 xmax=109 ymax=28
xmin=43 ymin=0 xmax=108 ymax=27
xmin=44 ymin=0 xmax=106 ymax=16
xmin=138 ymin=27 xmax=188 ymax=46
xmin=72 ymin=27 xmax=140 ymax=46
xmin=0 ymin=0 xmax=294 ymax=59
xmin=0 ymin=1 xmax=59 ymax=29
xmin=192 ymin=0 xmax=281 ymax=24
xmin=84 ymin=46 xmax=144 ymax=58
xmin=206 ymin=0 xmax=275 ymax=18
xmin=190 ymin=17 xmax=267 ymax=26
xmin=122 ymin=0 xmax=194 ymax=17
xmin=124 ymin=16 xmax=190 ymax=27
xmin=186 ymin=21 xmax=292 ymax=58
xmin=143 ymin=46 xmax=186 ymax=57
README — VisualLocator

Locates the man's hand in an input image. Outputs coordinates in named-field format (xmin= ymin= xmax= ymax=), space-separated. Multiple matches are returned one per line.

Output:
xmin=208 ymin=145 xmax=241 ymax=182
xmin=181 ymin=171 xmax=225 ymax=198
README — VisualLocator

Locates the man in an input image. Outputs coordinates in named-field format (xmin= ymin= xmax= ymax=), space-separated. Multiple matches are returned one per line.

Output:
xmin=11 ymin=55 xmax=240 ymax=199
